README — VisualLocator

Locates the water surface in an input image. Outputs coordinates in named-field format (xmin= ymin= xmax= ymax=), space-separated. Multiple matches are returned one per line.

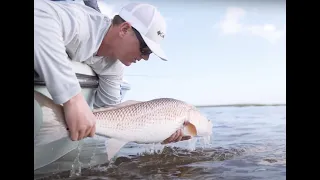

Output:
xmin=37 ymin=105 xmax=286 ymax=180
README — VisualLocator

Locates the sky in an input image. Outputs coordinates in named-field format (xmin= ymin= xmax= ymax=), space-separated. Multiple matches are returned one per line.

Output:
xmin=78 ymin=0 xmax=286 ymax=106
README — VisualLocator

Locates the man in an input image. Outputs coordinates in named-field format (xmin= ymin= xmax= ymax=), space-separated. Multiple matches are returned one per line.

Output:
xmin=34 ymin=0 xmax=190 ymax=145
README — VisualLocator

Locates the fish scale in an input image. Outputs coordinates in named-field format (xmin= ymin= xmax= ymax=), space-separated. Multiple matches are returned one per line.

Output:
xmin=93 ymin=98 xmax=206 ymax=143
xmin=34 ymin=91 xmax=213 ymax=160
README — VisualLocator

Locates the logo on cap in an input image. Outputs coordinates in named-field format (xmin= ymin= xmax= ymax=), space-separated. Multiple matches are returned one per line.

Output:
xmin=157 ymin=30 xmax=165 ymax=38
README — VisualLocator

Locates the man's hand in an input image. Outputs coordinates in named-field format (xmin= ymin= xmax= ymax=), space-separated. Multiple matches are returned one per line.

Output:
xmin=63 ymin=93 xmax=96 ymax=141
xmin=161 ymin=129 xmax=191 ymax=144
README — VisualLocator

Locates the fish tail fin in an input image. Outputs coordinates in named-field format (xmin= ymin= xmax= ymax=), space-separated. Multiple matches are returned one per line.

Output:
xmin=34 ymin=90 xmax=62 ymax=109
xmin=34 ymin=91 xmax=69 ymax=146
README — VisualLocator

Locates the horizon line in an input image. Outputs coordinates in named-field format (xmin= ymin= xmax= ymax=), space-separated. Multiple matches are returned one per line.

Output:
xmin=195 ymin=103 xmax=286 ymax=107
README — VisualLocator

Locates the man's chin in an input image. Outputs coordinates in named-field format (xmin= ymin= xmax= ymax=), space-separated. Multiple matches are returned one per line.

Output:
xmin=125 ymin=61 xmax=132 ymax=66
xmin=119 ymin=60 xmax=132 ymax=66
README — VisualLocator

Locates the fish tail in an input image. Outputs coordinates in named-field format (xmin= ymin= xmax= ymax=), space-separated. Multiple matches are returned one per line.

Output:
xmin=34 ymin=91 xmax=69 ymax=146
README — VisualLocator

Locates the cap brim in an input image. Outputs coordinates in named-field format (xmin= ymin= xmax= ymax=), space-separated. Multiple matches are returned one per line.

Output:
xmin=140 ymin=34 xmax=168 ymax=61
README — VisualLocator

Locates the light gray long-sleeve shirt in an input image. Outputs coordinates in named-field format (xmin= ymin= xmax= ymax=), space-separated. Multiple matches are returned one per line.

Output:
xmin=83 ymin=0 xmax=100 ymax=12
xmin=34 ymin=0 xmax=125 ymax=108
xmin=50 ymin=0 xmax=101 ymax=12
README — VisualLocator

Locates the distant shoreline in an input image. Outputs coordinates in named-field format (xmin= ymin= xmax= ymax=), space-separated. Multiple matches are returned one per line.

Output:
xmin=196 ymin=104 xmax=286 ymax=108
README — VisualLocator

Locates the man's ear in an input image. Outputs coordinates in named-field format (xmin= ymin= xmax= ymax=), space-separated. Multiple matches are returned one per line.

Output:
xmin=119 ymin=22 xmax=132 ymax=38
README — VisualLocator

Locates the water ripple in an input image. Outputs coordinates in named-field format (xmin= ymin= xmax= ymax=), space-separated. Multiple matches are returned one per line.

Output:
xmin=35 ymin=106 xmax=286 ymax=180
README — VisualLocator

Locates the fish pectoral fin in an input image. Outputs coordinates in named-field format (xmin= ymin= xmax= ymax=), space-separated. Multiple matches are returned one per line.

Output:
xmin=106 ymin=138 xmax=128 ymax=161
xmin=182 ymin=122 xmax=197 ymax=137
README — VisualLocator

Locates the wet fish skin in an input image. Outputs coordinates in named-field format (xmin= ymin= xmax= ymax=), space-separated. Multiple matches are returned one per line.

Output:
xmin=34 ymin=91 xmax=213 ymax=160
xmin=93 ymin=97 xmax=213 ymax=143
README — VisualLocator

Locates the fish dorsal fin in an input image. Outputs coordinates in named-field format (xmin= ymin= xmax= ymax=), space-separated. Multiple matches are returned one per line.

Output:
xmin=105 ymin=138 xmax=128 ymax=161
xmin=93 ymin=100 xmax=142 ymax=113
xmin=182 ymin=122 xmax=197 ymax=137
xmin=119 ymin=100 xmax=141 ymax=107
xmin=92 ymin=106 xmax=115 ymax=113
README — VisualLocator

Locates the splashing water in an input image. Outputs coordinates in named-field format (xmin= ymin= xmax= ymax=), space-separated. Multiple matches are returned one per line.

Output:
xmin=69 ymin=141 xmax=84 ymax=177
xmin=34 ymin=105 xmax=285 ymax=180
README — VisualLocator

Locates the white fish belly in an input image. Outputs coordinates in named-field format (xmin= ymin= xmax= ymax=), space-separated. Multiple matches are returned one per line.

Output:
xmin=95 ymin=115 xmax=186 ymax=143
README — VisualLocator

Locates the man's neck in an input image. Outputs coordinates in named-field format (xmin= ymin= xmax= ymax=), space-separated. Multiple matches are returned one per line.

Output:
xmin=96 ymin=25 xmax=117 ymax=58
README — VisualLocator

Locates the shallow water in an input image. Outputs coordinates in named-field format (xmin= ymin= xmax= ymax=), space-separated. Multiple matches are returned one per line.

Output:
xmin=36 ymin=105 xmax=286 ymax=180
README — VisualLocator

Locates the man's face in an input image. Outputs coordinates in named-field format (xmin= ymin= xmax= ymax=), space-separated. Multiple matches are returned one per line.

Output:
xmin=116 ymin=23 xmax=152 ymax=66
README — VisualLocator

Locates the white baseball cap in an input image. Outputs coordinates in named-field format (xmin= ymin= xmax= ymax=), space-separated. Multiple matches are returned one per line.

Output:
xmin=118 ymin=2 xmax=168 ymax=61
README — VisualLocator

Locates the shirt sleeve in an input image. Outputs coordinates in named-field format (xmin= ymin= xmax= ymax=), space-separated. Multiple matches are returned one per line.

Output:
xmin=34 ymin=8 xmax=81 ymax=104
xmin=93 ymin=74 xmax=123 ymax=108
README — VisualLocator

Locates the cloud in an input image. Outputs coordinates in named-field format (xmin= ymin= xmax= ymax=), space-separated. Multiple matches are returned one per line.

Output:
xmin=217 ymin=7 xmax=246 ymax=34
xmin=246 ymin=24 xmax=285 ymax=43
xmin=215 ymin=7 xmax=286 ymax=43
